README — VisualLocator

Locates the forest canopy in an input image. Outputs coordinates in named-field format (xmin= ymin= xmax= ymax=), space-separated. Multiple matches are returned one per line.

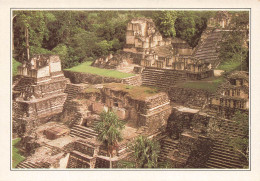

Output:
xmin=12 ymin=10 xmax=247 ymax=69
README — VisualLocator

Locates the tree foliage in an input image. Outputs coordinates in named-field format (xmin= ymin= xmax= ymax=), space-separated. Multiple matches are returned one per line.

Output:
xmin=13 ymin=10 xmax=232 ymax=68
xmin=127 ymin=135 xmax=160 ymax=168
xmin=219 ymin=12 xmax=249 ymax=71
xmin=94 ymin=110 xmax=125 ymax=168
xmin=174 ymin=11 xmax=210 ymax=47
xmin=153 ymin=11 xmax=177 ymax=38
xmin=13 ymin=11 xmax=54 ymax=61
xmin=13 ymin=11 xmax=132 ymax=68
xmin=228 ymin=111 xmax=249 ymax=166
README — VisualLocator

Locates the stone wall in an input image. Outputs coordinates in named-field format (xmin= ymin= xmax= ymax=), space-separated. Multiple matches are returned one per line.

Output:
xmin=168 ymin=87 xmax=211 ymax=109
xmin=139 ymin=104 xmax=172 ymax=132
xmin=64 ymin=70 xmax=122 ymax=84
xmin=186 ymin=70 xmax=214 ymax=80
xmin=165 ymin=108 xmax=213 ymax=168
xmin=60 ymin=100 xmax=86 ymax=128
xmin=67 ymin=139 xmax=100 ymax=169
xmin=66 ymin=151 xmax=91 ymax=168
xmin=121 ymin=75 xmax=142 ymax=86
xmin=100 ymin=84 xmax=171 ymax=132
xmin=141 ymin=67 xmax=187 ymax=89
xmin=16 ymin=93 xmax=67 ymax=119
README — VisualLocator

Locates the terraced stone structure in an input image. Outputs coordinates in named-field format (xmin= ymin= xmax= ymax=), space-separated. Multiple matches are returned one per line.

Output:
xmin=101 ymin=83 xmax=171 ymax=132
xmin=67 ymin=139 xmax=99 ymax=168
xmin=210 ymin=71 xmax=249 ymax=118
xmin=92 ymin=17 xmax=214 ymax=83
xmin=13 ymin=55 xmax=70 ymax=134
xmin=141 ymin=67 xmax=187 ymax=89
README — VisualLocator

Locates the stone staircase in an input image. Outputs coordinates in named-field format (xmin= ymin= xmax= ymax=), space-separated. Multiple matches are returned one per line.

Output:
xmin=194 ymin=30 xmax=223 ymax=68
xmin=205 ymin=120 xmax=247 ymax=168
xmin=64 ymin=84 xmax=85 ymax=101
xmin=87 ymin=119 xmax=101 ymax=130
xmin=117 ymin=142 xmax=128 ymax=157
xmin=121 ymin=75 xmax=142 ymax=86
xmin=12 ymin=75 xmax=22 ymax=89
xmin=141 ymin=68 xmax=187 ymax=89
xmin=70 ymin=125 xmax=98 ymax=139
xmin=16 ymin=161 xmax=50 ymax=169
xmin=158 ymin=136 xmax=179 ymax=162
xmin=13 ymin=76 xmax=34 ymax=92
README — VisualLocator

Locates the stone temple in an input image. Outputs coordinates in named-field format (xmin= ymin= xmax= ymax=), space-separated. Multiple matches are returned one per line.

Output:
xmin=93 ymin=17 xmax=213 ymax=80
xmin=13 ymin=55 xmax=70 ymax=135
xmin=12 ymin=11 xmax=249 ymax=169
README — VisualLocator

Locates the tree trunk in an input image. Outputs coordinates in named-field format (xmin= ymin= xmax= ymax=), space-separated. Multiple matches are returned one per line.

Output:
xmin=109 ymin=153 xmax=112 ymax=169
xmin=12 ymin=27 xmax=14 ymax=53
xmin=25 ymin=27 xmax=30 ymax=61
xmin=12 ymin=15 xmax=16 ymax=54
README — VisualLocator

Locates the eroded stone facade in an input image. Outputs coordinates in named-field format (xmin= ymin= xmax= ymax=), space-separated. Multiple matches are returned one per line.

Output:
xmin=210 ymin=71 xmax=249 ymax=118
xmin=13 ymin=55 xmax=70 ymax=135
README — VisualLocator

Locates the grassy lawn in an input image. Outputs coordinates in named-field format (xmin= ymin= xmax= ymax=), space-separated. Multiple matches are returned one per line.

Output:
xmin=65 ymin=61 xmax=135 ymax=79
xmin=12 ymin=58 xmax=21 ymax=76
xmin=218 ymin=61 xmax=241 ymax=72
xmin=12 ymin=138 xmax=25 ymax=168
xmin=177 ymin=77 xmax=224 ymax=93
xmin=104 ymin=83 xmax=160 ymax=100
xmin=84 ymin=87 xmax=100 ymax=93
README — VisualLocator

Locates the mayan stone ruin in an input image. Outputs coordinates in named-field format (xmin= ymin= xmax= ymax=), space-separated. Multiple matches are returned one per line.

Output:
xmin=12 ymin=11 xmax=249 ymax=169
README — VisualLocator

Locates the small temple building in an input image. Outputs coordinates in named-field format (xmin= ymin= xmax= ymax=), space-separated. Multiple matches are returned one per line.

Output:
xmin=210 ymin=71 xmax=249 ymax=118
xmin=13 ymin=55 xmax=70 ymax=134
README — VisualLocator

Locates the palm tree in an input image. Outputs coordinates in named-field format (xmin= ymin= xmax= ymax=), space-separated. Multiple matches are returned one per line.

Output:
xmin=94 ymin=110 xmax=125 ymax=168
xmin=129 ymin=135 xmax=160 ymax=168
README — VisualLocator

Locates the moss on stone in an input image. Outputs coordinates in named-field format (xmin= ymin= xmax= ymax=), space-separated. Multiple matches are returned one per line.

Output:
xmin=104 ymin=83 xmax=160 ymax=100
xmin=84 ymin=88 xmax=100 ymax=93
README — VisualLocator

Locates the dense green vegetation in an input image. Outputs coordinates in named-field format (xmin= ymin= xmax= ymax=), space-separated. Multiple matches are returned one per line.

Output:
xmin=12 ymin=138 xmax=24 ymax=168
xmin=118 ymin=135 xmax=160 ymax=168
xmin=12 ymin=58 xmax=21 ymax=76
xmin=218 ymin=61 xmax=242 ymax=72
xmin=13 ymin=10 xmax=249 ymax=72
xmin=218 ymin=11 xmax=249 ymax=71
xmin=174 ymin=11 xmax=213 ymax=48
xmin=13 ymin=10 xmax=215 ymax=69
xmin=66 ymin=61 xmax=135 ymax=78
xmin=228 ymin=111 xmax=249 ymax=168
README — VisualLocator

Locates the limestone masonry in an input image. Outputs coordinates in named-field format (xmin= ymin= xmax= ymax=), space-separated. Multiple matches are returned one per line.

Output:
xmin=13 ymin=55 xmax=70 ymax=135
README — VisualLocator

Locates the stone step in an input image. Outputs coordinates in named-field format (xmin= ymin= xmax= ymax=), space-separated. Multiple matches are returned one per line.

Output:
xmin=17 ymin=161 xmax=43 ymax=169
xmin=206 ymin=157 xmax=238 ymax=168
xmin=70 ymin=131 xmax=93 ymax=139
xmin=211 ymin=148 xmax=239 ymax=159
xmin=209 ymin=153 xmax=241 ymax=165
xmin=206 ymin=157 xmax=242 ymax=168
xmin=17 ymin=162 xmax=31 ymax=168
xmin=70 ymin=125 xmax=98 ymax=139
xmin=70 ymin=128 xmax=97 ymax=138
xmin=205 ymin=160 xmax=234 ymax=168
